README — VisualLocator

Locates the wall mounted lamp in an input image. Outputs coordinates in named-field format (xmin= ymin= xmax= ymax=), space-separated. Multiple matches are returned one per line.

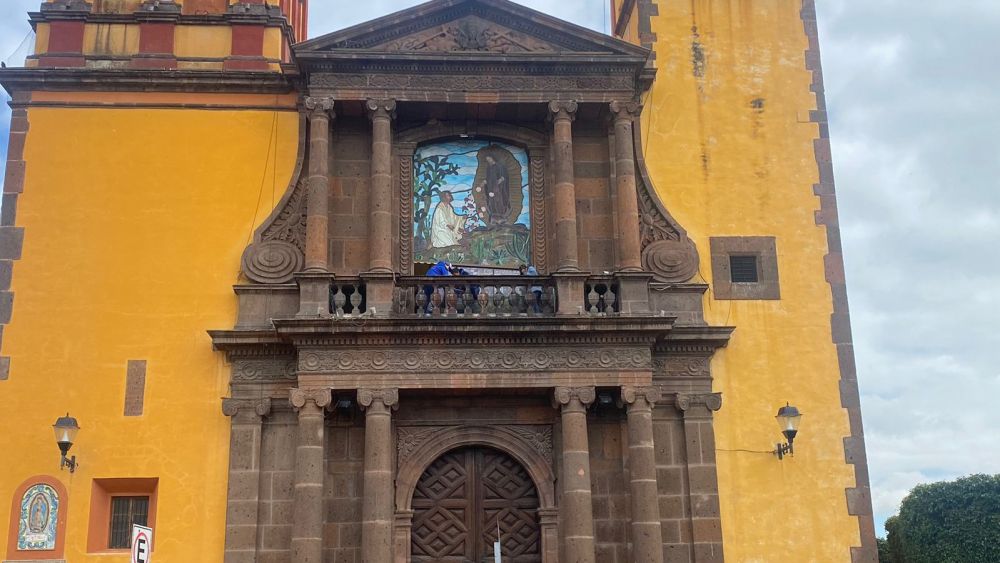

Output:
xmin=774 ymin=403 xmax=802 ymax=460
xmin=53 ymin=413 xmax=80 ymax=473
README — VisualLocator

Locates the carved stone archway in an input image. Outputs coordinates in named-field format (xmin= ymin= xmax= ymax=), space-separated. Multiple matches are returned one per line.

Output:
xmin=393 ymin=425 xmax=558 ymax=563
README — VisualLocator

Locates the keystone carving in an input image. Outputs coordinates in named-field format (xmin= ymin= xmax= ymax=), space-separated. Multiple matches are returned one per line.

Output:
xmin=357 ymin=388 xmax=400 ymax=410
xmin=222 ymin=398 xmax=272 ymax=418
xmin=289 ymin=388 xmax=333 ymax=411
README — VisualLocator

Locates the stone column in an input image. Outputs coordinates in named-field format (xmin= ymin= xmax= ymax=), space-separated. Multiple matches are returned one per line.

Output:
xmin=553 ymin=386 xmax=596 ymax=563
xmin=676 ymin=393 xmax=725 ymax=563
xmin=366 ymin=99 xmax=396 ymax=274
xmin=621 ymin=386 xmax=665 ymax=563
xmin=548 ymin=101 xmax=580 ymax=272
xmin=609 ymin=101 xmax=643 ymax=272
xmin=303 ymin=96 xmax=335 ymax=272
xmin=222 ymin=398 xmax=271 ymax=563
xmin=289 ymin=388 xmax=332 ymax=563
xmin=359 ymin=388 xmax=399 ymax=563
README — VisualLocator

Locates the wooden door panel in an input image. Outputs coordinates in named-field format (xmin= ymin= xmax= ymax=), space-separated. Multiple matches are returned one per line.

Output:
xmin=412 ymin=447 xmax=541 ymax=563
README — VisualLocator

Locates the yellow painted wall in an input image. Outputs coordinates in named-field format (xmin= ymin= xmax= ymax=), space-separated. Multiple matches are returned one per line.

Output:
xmin=622 ymin=0 xmax=863 ymax=560
xmin=0 ymin=103 xmax=299 ymax=561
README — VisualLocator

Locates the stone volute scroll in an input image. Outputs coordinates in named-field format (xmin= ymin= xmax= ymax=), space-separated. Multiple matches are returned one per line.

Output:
xmin=630 ymin=113 xmax=702 ymax=283
xmin=620 ymin=385 xmax=661 ymax=409
xmin=357 ymin=387 xmax=400 ymax=411
xmin=222 ymin=398 xmax=272 ymax=420
xmin=289 ymin=388 xmax=333 ymax=411
xmin=674 ymin=392 xmax=724 ymax=413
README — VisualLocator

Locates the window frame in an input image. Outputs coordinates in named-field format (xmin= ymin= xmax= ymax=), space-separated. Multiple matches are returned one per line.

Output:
xmin=86 ymin=478 xmax=158 ymax=554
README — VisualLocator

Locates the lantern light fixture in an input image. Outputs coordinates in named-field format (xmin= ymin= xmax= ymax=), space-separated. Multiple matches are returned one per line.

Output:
xmin=774 ymin=403 xmax=802 ymax=460
xmin=52 ymin=413 xmax=80 ymax=473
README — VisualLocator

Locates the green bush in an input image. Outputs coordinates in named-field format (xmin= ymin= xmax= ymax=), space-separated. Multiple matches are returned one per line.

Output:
xmin=885 ymin=474 xmax=1000 ymax=563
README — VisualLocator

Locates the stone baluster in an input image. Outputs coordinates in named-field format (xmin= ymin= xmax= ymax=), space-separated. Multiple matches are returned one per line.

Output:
xmin=222 ymin=398 xmax=271 ymax=563
xmin=553 ymin=386 xmax=597 ymax=563
xmin=621 ymin=386 xmax=665 ymax=563
xmin=359 ymin=388 xmax=399 ymax=563
xmin=289 ymin=388 xmax=332 ymax=563
xmin=548 ymin=101 xmax=580 ymax=272
xmin=303 ymin=97 xmax=335 ymax=272
xmin=609 ymin=101 xmax=644 ymax=272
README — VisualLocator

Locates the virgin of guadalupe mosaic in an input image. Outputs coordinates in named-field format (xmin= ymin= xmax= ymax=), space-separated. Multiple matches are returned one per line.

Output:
xmin=17 ymin=484 xmax=59 ymax=551
xmin=413 ymin=140 xmax=531 ymax=268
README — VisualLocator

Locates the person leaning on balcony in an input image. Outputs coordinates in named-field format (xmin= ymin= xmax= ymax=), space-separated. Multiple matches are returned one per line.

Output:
xmin=423 ymin=260 xmax=452 ymax=314
xmin=527 ymin=265 xmax=543 ymax=313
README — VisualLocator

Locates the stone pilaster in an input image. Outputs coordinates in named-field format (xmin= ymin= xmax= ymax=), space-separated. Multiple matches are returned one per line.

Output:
xmin=222 ymin=398 xmax=271 ymax=563
xmin=548 ymin=101 xmax=580 ymax=273
xmin=553 ymin=386 xmax=596 ymax=563
xmin=621 ymin=386 xmax=664 ymax=563
xmin=366 ymin=99 xmax=396 ymax=274
xmin=289 ymin=388 xmax=332 ymax=563
xmin=609 ymin=101 xmax=644 ymax=272
xmin=675 ymin=393 xmax=725 ymax=563
xmin=303 ymin=97 xmax=335 ymax=272
xmin=359 ymin=388 xmax=399 ymax=563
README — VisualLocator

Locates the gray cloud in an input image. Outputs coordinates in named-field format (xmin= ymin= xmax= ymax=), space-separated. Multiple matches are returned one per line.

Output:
xmin=0 ymin=0 xmax=995 ymax=539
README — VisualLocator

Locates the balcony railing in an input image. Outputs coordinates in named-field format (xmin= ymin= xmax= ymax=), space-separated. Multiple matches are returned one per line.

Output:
xmin=393 ymin=276 xmax=558 ymax=317
xmin=329 ymin=278 xmax=367 ymax=316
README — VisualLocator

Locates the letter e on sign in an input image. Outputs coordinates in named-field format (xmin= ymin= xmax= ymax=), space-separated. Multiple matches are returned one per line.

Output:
xmin=131 ymin=524 xmax=153 ymax=563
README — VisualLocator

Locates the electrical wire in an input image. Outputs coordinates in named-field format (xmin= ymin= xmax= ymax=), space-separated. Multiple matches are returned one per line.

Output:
xmin=240 ymin=108 xmax=280 ymax=278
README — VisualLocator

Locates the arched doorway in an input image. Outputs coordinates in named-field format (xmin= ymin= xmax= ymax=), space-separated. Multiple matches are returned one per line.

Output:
xmin=411 ymin=446 xmax=541 ymax=563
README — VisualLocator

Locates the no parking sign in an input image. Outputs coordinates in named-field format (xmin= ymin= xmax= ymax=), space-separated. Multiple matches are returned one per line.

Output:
xmin=131 ymin=525 xmax=153 ymax=563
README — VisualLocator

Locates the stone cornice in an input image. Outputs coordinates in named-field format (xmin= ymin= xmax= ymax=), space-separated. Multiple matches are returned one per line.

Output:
xmin=0 ymin=68 xmax=296 ymax=96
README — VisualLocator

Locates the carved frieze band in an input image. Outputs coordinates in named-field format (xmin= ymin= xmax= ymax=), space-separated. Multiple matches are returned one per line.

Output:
xmin=553 ymin=386 xmax=596 ymax=407
xmin=357 ymin=388 xmax=400 ymax=410
xmin=397 ymin=425 xmax=554 ymax=467
xmin=231 ymin=357 xmax=297 ymax=383
xmin=312 ymin=73 xmax=635 ymax=94
xmin=222 ymin=398 xmax=272 ymax=419
xmin=289 ymin=388 xmax=333 ymax=411
xmin=299 ymin=347 xmax=651 ymax=373
xmin=674 ymin=392 xmax=723 ymax=413
xmin=652 ymin=355 xmax=711 ymax=379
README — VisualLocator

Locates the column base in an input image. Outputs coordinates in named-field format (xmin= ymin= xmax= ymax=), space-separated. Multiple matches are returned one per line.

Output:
xmin=295 ymin=272 xmax=334 ymax=317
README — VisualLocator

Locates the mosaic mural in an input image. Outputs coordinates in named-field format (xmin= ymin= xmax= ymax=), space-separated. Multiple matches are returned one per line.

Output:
xmin=17 ymin=484 xmax=59 ymax=551
xmin=413 ymin=140 xmax=531 ymax=268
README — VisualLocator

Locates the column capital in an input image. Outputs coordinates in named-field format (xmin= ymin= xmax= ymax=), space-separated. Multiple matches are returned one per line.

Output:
xmin=289 ymin=388 xmax=333 ymax=411
xmin=222 ymin=397 xmax=271 ymax=419
xmin=366 ymin=98 xmax=397 ymax=120
xmin=553 ymin=386 xmax=596 ymax=409
xmin=548 ymin=100 xmax=578 ymax=121
xmin=358 ymin=387 xmax=399 ymax=411
xmin=620 ymin=386 xmax=661 ymax=409
xmin=675 ymin=392 xmax=723 ymax=413
xmin=304 ymin=96 xmax=336 ymax=120
xmin=609 ymin=100 xmax=643 ymax=121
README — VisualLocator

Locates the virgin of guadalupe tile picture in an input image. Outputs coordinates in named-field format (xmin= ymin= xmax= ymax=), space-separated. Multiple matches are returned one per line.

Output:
xmin=413 ymin=140 xmax=531 ymax=268
xmin=17 ymin=484 xmax=59 ymax=551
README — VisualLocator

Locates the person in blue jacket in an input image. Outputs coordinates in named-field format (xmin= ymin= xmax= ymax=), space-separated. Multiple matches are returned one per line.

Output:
xmin=423 ymin=260 xmax=452 ymax=314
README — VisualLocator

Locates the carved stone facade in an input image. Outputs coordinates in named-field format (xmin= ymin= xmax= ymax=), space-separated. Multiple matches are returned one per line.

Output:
xmin=213 ymin=2 xmax=731 ymax=562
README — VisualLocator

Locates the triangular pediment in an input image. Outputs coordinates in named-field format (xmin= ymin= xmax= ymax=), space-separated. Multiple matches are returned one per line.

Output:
xmin=297 ymin=0 xmax=649 ymax=58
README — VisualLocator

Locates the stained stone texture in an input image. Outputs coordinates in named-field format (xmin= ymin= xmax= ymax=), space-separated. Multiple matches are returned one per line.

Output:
xmin=324 ymin=419 xmax=365 ymax=563
xmin=329 ymin=118 xmax=372 ymax=275
xmin=573 ymin=123 xmax=616 ymax=273
xmin=587 ymin=417 xmax=630 ymax=563
xmin=258 ymin=409 xmax=298 ymax=560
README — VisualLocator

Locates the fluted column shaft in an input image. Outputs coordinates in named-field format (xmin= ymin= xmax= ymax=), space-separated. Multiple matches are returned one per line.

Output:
xmin=359 ymin=388 xmax=399 ymax=563
xmin=554 ymin=386 xmax=596 ymax=563
xmin=610 ymin=101 xmax=644 ymax=271
xmin=304 ymin=97 xmax=335 ymax=271
xmin=622 ymin=386 xmax=664 ymax=563
xmin=290 ymin=388 xmax=331 ymax=563
xmin=367 ymin=99 xmax=396 ymax=273
xmin=549 ymin=101 xmax=580 ymax=272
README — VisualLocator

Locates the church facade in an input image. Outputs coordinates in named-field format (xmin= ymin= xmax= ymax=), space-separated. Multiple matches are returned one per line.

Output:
xmin=0 ymin=1 xmax=876 ymax=562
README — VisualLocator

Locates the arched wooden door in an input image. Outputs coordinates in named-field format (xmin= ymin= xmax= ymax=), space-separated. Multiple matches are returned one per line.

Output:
xmin=411 ymin=446 xmax=541 ymax=563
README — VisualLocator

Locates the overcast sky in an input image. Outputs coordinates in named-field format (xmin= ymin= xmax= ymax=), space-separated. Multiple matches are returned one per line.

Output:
xmin=1 ymin=0 xmax=998 ymax=536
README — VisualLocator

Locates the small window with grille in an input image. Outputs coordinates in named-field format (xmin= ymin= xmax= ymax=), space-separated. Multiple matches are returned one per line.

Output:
xmin=729 ymin=255 xmax=759 ymax=283
xmin=108 ymin=496 xmax=149 ymax=549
